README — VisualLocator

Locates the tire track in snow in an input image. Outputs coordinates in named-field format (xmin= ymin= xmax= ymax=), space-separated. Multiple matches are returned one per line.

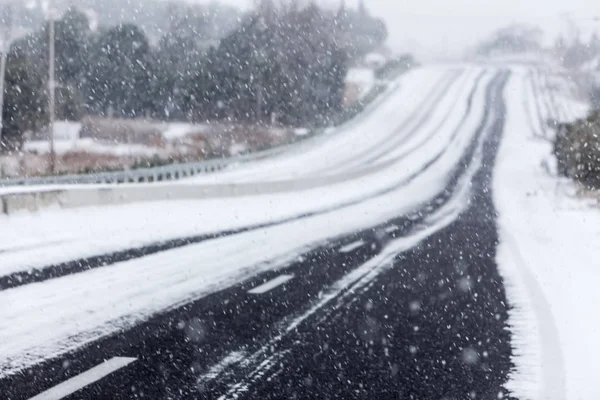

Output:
xmin=536 ymin=69 xmax=557 ymax=128
xmin=321 ymin=69 xmax=464 ymax=175
xmin=522 ymin=69 xmax=543 ymax=138
xmin=352 ymin=69 xmax=485 ymax=169
xmin=365 ymin=69 xmax=488 ymax=169
xmin=495 ymin=69 xmax=567 ymax=400
xmin=529 ymin=69 xmax=548 ymax=138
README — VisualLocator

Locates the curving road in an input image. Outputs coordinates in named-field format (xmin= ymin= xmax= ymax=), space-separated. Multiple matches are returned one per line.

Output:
xmin=0 ymin=63 xmax=577 ymax=399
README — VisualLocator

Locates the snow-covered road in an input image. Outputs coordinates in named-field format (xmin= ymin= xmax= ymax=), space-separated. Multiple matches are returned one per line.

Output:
xmin=0 ymin=65 xmax=490 ymax=275
xmin=1 ymin=61 xmax=597 ymax=400
xmin=1 ymin=63 xmax=499 ymax=377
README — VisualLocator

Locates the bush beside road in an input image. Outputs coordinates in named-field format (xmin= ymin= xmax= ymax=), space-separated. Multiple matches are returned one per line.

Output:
xmin=554 ymin=111 xmax=600 ymax=190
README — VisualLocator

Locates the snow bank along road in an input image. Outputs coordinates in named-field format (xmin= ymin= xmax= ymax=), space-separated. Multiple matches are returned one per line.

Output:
xmin=0 ymin=63 xmax=585 ymax=399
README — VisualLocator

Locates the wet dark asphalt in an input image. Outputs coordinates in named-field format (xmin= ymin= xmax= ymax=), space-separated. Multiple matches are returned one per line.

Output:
xmin=0 ymin=71 xmax=514 ymax=400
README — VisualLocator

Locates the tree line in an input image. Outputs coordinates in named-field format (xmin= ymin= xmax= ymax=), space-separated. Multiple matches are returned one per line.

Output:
xmin=1 ymin=1 xmax=387 ymax=151
xmin=474 ymin=24 xmax=543 ymax=56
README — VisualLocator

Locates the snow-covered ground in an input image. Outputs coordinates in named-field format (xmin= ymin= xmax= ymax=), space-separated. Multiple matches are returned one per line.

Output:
xmin=346 ymin=67 xmax=377 ymax=99
xmin=495 ymin=65 xmax=598 ymax=400
xmin=161 ymin=122 xmax=212 ymax=140
xmin=23 ymin=121 xmax=210 ymax=156
xmin=24 ymin=138 xmax=163 ymax=157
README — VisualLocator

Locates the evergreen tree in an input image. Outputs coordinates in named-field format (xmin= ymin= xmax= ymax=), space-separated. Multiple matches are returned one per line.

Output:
xmin=10 ymin=7 xmax=91 ymax=121
xmin=334 ymin=1 xmax=388 ymax=58
xmin=85 ymin=24 xmax=154 ymax=117
xmin=185 ymin=3 xmax=351 ymax=127
xmin=54 ymin=7 xmax=92 ymax=86
xmin=1 ymin=56 xmax=48 ymax=151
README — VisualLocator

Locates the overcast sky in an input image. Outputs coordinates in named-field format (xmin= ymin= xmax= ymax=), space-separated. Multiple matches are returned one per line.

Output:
xmin=195 ymin=0 xmax=600 ymax=60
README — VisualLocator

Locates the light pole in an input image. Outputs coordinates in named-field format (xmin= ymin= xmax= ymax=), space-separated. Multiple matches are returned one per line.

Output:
xmin=48 ymin=7 xmax=56 ymax=174
xmin=0 ymin=4 xmax=13 ymax=146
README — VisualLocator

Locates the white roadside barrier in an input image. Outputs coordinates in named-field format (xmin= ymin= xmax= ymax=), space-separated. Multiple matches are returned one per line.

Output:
xmin=0 ymin=156 xmax=390 ymax=214
xmin=0 ymin=144 xmax=291 ymax=188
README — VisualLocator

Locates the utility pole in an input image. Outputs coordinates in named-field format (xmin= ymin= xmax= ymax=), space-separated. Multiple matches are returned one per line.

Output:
xmin=255 ymin=82 xmax=262 ymax=123
xmin=0 ymin=4 xmax=13 ymax=146
xmin=48 ymin=7 xmax=56 ymax=174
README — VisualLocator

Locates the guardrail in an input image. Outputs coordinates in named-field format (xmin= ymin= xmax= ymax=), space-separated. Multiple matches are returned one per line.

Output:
xmin=0 ymin=151 xmax=392 ymax=215
xmin=0 ymin=145 xmax=289 ymax=188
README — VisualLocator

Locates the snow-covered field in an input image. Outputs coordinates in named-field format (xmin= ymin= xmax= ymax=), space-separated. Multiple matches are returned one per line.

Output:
xmin=24 ymin=138 xmax=163 ymax=157
xmin=495 ymin=66 xmax=598 ymax=400
xmin=23 ymin=121 xmax=211 ymax=156
xmin=346 ymin=67 xmax=377 ymax=99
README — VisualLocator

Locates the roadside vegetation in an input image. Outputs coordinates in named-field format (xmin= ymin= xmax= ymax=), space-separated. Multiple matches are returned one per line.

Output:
xmin=474 ymin=24 xmax=543 ymax=56
xmin=551 ymin=26 xmax=600 ymax=190
xmin=1 ymin=0 xmax=388 ymax=153
xmin=554 ymin=112 xmax=600 ymax=190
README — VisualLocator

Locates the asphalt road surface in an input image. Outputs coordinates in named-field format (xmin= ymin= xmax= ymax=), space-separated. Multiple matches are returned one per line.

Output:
xmin=1 ymin=70 xmax=515 ymax=400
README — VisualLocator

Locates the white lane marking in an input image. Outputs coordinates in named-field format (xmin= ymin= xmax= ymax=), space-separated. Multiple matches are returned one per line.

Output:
xmin=338 ymin=240 xmax=366 ymax=253
xmin=385 ymin=225 xmax=400 ymax=233
xmin=199 ymin=350 xmax=246 ymax=382
xmin=247 ymin=274 xmax=295 ymax=294
xmin=29 ymin=357 xmax=137 ymax=400
xmin=407 ymin=213 xmax=421 ymax=221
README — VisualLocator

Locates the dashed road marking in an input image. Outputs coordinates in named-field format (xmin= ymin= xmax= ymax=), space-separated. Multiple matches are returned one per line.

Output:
xmin=199 ymin=350 xmax=247 ymax=382
xmin=385 ymin=225 xmax=400 ymax=233
xmin=248 ymin=274 xmax=295 ymax=294
xmin=338 ymin=240 xmax=366 ymax=253
xmin=29 ymin=357 xmax=137 ymax=400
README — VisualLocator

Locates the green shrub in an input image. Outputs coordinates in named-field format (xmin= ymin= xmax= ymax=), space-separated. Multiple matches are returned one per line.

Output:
xmin=554 ymin=111 xmax=600 ymax=189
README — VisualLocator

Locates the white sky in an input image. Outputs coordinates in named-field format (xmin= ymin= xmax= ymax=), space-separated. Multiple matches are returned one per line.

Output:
xmin=363 ymin=0 xmax=600 ymax=59
xmin=196 ymin=0 xmax=600 ymax=60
